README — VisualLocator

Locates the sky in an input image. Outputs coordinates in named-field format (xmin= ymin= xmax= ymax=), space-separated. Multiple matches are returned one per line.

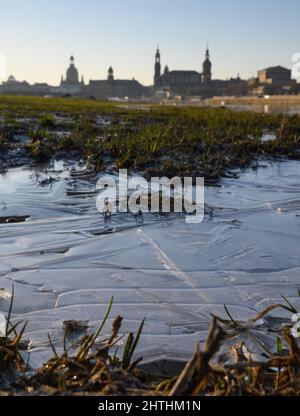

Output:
xmin=0 ymin=0 xmax=299 ymax=86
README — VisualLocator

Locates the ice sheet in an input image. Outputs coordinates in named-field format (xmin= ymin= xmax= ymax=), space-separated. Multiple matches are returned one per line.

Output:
xmin=0 ymin=160 xmax=300 ymax=367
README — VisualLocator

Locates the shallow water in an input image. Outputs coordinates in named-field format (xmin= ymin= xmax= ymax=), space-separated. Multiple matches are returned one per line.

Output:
xmin=0 ymin=160 xmax=300 ymax=368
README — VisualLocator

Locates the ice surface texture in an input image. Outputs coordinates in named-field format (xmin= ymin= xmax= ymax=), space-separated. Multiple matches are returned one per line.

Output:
xmin=0 ymin=160 xmax=300 ymax=367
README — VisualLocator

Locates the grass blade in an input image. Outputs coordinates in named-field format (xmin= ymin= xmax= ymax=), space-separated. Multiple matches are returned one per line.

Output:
xmin=5 ymin=284 xmax=14 ymax=337
xmin=78 ymin=297 xmax=114 ymax=360
xmin=122 ymin=318 xmax=145 ymax=369
xmin=281 ymin=295 xmax=298 ymax=314
xmin=224 ymin=304 xmax=238 ymax=327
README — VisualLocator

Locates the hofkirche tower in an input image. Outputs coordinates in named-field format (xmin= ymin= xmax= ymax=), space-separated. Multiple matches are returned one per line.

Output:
xmin=202 ymin=47 xmax=212 ymax=83
xmin=154 ymin=47 xmax=161 ymax=88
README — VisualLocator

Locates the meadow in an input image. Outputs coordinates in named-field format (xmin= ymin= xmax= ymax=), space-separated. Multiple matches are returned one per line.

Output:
xmin=1 ymin=95 xmax=300 ymax=180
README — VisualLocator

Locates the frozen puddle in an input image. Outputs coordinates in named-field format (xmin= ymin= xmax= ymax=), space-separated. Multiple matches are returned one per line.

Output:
xmin=0 ymin=160 xmax=300 ymax=368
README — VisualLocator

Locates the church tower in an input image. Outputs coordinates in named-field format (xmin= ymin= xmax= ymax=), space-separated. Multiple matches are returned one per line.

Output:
xmin=108 ymin=66 xmax=114 ymax=81
xmin=202 ymin=47 xmax=212 ymax=83
xmin=154 ymin=47 xmax=161 ymax=88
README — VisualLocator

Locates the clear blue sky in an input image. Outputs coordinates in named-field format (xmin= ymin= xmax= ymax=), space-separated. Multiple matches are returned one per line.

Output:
xmin=1 ymin=0 xmax=299 ymax=85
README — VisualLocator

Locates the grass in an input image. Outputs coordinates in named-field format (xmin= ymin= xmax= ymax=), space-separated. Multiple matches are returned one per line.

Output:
xmin=0 ymin=95 xmax=300 ymax=179
xmin=0 ymin=288 xmax=300 ymax=396
xmin=0 ymin=290 xmax=153 ymax=396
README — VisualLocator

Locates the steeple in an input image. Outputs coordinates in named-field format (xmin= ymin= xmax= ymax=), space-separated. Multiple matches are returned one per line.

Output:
xmin=154 ymin=46 xmax=161 ymax=88
xmin=155 ymin=46 xmax=160 ymax=62
xmin=205 ymin=46 xmax=210 ymax=60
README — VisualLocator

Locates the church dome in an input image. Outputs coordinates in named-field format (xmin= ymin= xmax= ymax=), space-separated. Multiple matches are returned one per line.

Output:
xmin=65 ymin=56 xmax=79 ymax=84
xmin=66 ymin=65 xmax=79 ymax=83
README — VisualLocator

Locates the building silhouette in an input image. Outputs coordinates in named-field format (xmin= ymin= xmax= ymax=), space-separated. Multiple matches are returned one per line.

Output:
xmin=58 ymin=56 xmax=84 ymax=95
xmin=154 ymin=47 xmax=161 ymax=88
xmin=202 ymin=47 xmax=212 ymax=83
xmin=247 ymin=66 xmax=297 ymax=95
xmin=154 ymin=47 xmax=212 ymax=92
xmin=0 ymin=48 xmax=298 ymax=99
xmin=61 ymin=56 xmax=80 ymax=85
xmin=85 ymin=65 xmax=147 ymax=99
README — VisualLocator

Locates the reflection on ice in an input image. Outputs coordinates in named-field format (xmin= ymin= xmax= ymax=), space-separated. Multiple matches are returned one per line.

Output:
xmin=0 ymin=159 xmax=300 ymax=367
